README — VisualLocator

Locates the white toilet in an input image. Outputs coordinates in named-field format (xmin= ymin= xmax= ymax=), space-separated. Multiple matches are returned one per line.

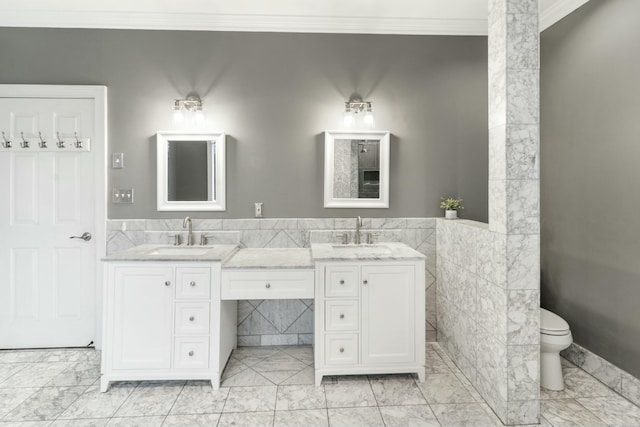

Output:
xmin=540 ymin=308 xmax=573 ymax=391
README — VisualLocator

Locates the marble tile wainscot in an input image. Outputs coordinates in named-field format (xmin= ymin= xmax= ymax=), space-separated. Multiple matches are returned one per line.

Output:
xmin=562 ymin=342 xmax=640 ymax=407
xmin=106 ymin=217 xmax=437 ymax=346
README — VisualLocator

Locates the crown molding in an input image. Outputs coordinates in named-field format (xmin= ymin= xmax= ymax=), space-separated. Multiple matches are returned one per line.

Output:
xmin=0 ymin=10 xmax=488 ymax=35
xmin=0 ymin=1 xmax=590 ymax=36
xmin=540 ymin=0 xmax=590 ymax=31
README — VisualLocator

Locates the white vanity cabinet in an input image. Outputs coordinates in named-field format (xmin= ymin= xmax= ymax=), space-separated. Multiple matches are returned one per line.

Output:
xmin=101 ymin=262 xmax=236 ymax=392
xmin=314 ymin=260 xmax=425 ymax=385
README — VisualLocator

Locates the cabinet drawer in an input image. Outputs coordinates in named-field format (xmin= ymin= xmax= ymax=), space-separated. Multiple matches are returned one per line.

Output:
xmin=325 ymin=300 xmax=359 ymax=332
xmin=176 ymin=268 xmax=211 ymax=299
xmin=325 ymin=265 xmax=359 ymax=298
xmin=174 ymin=337 xmax=210 ymax=369
xmin=174 ymin=303 xmax=210 ymax=335
xmin=221 ymin=269 xmax=314 ymax=300
xmin=325 ymin=334 xmax=358 ymax=366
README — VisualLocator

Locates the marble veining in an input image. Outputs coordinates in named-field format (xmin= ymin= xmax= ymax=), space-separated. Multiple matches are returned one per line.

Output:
xmin=102 ymin=244 xmax=238 ymax=262
xmin=222 ymin=248 xmax=313 ymax=269
xmin=379 ymin=405 xmax=440 ymax=427
xmin=327 ymin=407 xmax=385 ymax=427
xmin=311 ymin=242 xmax=425 ymax=261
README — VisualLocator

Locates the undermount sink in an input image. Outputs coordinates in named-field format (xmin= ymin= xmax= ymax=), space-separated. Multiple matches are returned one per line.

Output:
xmin=147 ymin=247 xmax=211 ymax=256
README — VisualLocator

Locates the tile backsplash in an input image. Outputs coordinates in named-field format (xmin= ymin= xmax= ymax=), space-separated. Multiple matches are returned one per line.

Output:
xmin=106 ymin=217 xmax=437 ymax=346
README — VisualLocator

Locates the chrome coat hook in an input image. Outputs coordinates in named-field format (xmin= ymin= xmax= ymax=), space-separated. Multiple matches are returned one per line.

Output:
xmin=20 ymin=132 xmax=29 ymax=149
xmin=74 ymin=132 xmax=82 ymax=149
xmin=38 ymin=132 xmax=47 ymax=148
xmin=1 ymin=131 xmax=11 ymax=148
xmin=56 ymin=132 xmax=65 ymax=148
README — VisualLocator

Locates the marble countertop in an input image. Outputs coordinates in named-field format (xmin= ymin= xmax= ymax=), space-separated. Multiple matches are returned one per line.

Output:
xmin=222 ymin=248 xmax=314 ymax=269
xmin=102 ymin=244 xmax=239 ymax=262
xmin=311 ymin=242 xmax=425 ymax=261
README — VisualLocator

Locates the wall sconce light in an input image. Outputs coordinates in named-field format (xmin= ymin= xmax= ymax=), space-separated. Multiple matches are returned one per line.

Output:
xmin=172 ymin=95 xmax=205 ymax=125
xmin=343 ymin=95 xmax=375 ymax=128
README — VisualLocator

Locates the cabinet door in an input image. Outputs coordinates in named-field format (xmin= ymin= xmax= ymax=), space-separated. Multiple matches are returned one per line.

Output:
xmin=361 ymin=265 xmax=415 ymax=365
xmin=112 ymin=266 xmax=173 ymax=370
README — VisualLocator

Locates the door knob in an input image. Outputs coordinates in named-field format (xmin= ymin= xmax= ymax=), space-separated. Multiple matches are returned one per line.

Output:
xmin=69 ymin=232 xmax=92 ymax=241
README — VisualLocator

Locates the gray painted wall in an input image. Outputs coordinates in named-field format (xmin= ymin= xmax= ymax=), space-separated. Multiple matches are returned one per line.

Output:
xmin=0 ymin=29 xmax=488 ymax=221
xmin=541 ymin=0 xmax=640 ymax=377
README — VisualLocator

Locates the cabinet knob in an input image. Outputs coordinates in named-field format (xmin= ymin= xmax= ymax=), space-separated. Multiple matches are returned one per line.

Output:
xmin=339 ymin=280 xmax=345 ymax=285
xmin=339 ymin=314 xmax=345 ymax=319
xmin=363 ymin=279 xmax=368 ymax=285
xmin=165 ymin=281 xmax=171 ymax=287
xmin=189 ymin=316 xmax=195 ymax=322
xmin=265 ymin=283 xmax=271 ymax=289
xmin=188 ymin=350 xmax=194 ymax=357
xmin=190 ymin=281 xmax=196 ymax=287
xmin=339 ymin=347 xmax=344 ymax=353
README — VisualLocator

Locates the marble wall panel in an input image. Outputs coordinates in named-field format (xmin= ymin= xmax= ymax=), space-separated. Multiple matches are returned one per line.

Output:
xmin=506 ymin=125 xmax=539 ymax=180
xmin=476 ymin=328 xmax=508 ymax=401
xmin=507 ymin=290 xmax=539 ymax=345
xmin=488 ymin=180 xmax=508 ymax=234
xmin=506 ymin=13 xmax=539 ymax=70
xmin=476 ymin=229 xmax=507 ymax=287
xmin=506 ymin=180 xmax=540 ymax=235
xmin=506 ymin=234 xmax=539 ymax=290
xmin=475 ymin=371 xmax=508 ymax=422
xmin=477 ymin=279 xmax=508 ymax=342
xmin=489 ymin=125 xmax=507 ymax=181
xmin=507 ymin=399 xmax=539 ymax=425
xmin=508 ymin=345 xmax=539 ymax=402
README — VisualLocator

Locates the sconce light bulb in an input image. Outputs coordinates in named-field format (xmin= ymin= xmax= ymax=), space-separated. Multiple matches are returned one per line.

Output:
xmin=364 ymin=111 xmax=375 ymax=127
xmin=173 ymin=109 xmax=184 ymax=124
xmin=343 ymin=112 xmax=355 ymax=127
xmin=195 ymin=109 xmax=205 ymax=124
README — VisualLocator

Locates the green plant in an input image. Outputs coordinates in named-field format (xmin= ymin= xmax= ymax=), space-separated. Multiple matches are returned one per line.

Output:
xmin=440 ymin=197 xmax=464 ymax=211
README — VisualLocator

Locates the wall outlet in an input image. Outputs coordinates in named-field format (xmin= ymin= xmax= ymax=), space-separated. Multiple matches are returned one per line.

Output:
xmin=112 ymin=153 xmax=124 ymax=169
xmin=112 ymin=188 xmax=134 ymax=204
xmin=254 ymin=202 xmax=263 ymax=218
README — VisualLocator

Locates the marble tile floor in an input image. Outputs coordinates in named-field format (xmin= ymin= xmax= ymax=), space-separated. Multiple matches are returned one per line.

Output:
xmin=1 ymin=344 xmax=639 ymax=426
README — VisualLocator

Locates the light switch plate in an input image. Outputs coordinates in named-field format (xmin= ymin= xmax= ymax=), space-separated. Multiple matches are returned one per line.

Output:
xmin=112 ymin=153 xmax=124 ymax=169
xmin=254 ymin=202 xmax=263 ymax=218
xmin=112 ymin=188 xmax=134 ymax=204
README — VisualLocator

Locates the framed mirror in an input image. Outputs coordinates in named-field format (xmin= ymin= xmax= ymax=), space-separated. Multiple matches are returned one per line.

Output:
xmin=324 ymin=130 xmax=390 ymax=208
xmin=156 ymin=132 xmax=226 ymax=211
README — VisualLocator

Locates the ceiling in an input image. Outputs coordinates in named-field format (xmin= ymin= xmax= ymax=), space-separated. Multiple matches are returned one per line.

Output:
xmin=0 ymin=0 xmax=589 ymax=35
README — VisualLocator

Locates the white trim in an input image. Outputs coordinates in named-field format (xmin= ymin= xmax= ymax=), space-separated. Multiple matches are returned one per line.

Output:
xmin=0 ymin=84 xmax=107 ymax=349
xmin=156 ymin=132 xmax=226 ymax=212
xmin=324 ymin=130 xmax=390 ymax=209
xmin=0 ymin=10 xmax=487 ymax=36
xmin=540 ymin=0 xmax=591 ymax=31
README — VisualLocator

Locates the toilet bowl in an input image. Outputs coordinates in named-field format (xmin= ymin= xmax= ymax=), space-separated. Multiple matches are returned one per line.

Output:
xmin=540 ymin=308 xmax=572 ymax=391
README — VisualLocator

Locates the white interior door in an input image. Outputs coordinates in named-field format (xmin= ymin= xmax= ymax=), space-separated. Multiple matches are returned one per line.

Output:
xmin=0 ymin=98 xmax=96 ymax=348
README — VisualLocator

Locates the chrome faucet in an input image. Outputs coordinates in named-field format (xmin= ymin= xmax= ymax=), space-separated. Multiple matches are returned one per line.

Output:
xmin=183 ymin=216 xmax=194 ymax=246
xmin=355 ymin=216 xmax=362 ymax=245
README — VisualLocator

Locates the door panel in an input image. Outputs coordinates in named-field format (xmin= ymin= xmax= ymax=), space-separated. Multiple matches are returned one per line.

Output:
xmin=0 ymin=97 xmax=96 ymax=348
xmin=11 ymin=154 xmax=38 ymax=224
xmin=10 ymin=248 xmax=39 ymax=318
xmin=54 ymin=247 xmax=83 ymax=318
xmin=54 ymin=155 xmax=81 ymax=224
xmin=361 ymin=265 xmax=415 ymax=365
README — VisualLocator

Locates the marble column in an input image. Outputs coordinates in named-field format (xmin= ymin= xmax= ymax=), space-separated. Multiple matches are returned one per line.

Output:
xmin=487 ymin=0 xmax=540 ymax=424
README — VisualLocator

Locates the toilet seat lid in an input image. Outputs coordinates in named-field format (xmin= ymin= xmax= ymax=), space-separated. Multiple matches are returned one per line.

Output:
xmin=540 ymin=308 xmax=570 ymax=334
